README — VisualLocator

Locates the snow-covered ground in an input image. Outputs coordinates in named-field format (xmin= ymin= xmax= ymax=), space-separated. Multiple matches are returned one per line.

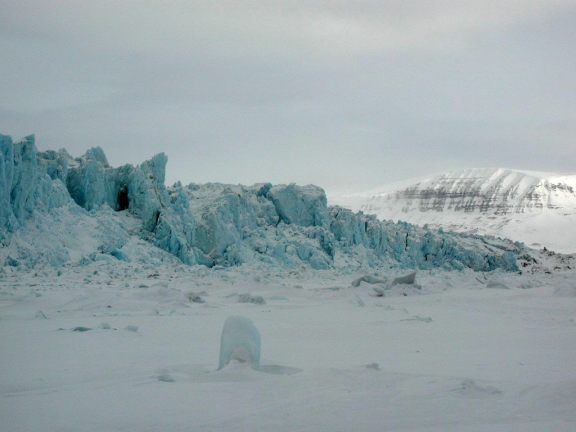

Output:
xmin=1 ymin=137 xmax=575 ymax=430
xmin=2 ymin=258 xmax=575 ymax=431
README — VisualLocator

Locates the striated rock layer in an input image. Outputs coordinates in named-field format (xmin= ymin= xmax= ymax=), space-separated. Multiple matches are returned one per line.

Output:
xmin=0 ymin=134 xmax=524 ymax=271
xmin=331 ymin=168 xmax=576 ymax=253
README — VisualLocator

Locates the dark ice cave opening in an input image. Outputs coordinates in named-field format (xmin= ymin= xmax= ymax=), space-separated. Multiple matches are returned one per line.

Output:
xmin=117 ymin=186 xmax=129 ymax=211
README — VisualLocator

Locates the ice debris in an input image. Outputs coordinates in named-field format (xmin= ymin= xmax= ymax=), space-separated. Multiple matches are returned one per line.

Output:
xmin=453 ymin=379 xmax=503 ymax=398
xmin=186 ymin=292 xmax=206 ymax=304
xmin=1 ymin=133 xmax=527 ymax=271
xmin=392 ymin=271 xmax=417 ymax=285
xmin=218 ymin=316 xmax=261 ymax=370
xmin=237 ymin=293 xmax=266 ymax=305
xmin=352 ymin=275 xmax=388 ymax=287
xmin=486 ymin=280 xmax=510 ymax=289
xmin=365 ymin=362 xmax=380 ymax=370
xmin=34 ymin=310 xmax=48 ymax=319
xmin=157 ymin=372 xmax=176 ymax=383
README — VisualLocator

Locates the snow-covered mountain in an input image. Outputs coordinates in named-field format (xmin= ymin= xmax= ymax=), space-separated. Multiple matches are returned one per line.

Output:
xmin=330 ymin=168 xmax=576 ymax=253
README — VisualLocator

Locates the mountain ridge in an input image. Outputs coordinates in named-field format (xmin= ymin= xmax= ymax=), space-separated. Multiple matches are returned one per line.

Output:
xmin=330 ymin=168 xmax=576 ymax=253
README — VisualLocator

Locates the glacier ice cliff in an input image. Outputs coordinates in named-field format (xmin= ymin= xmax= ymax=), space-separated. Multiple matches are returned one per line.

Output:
xmin=0 ymin=134 xmax=71 ymax=235
xmin=0 ymin=133 xmax=524 ymax=271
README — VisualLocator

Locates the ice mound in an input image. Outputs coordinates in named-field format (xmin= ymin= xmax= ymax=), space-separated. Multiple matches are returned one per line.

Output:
xmin=1 ymin=133 xmax=528 ymax=271
xmin=218 ymin=316 xmax=261 ymax=370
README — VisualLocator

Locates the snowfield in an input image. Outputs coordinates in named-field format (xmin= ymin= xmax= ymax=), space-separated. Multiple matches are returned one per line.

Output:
xmin=1 ymin=258 xmax=576 ymax=432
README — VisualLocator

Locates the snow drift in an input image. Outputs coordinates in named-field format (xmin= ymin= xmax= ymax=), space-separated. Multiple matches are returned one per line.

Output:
xmin=0 ymin=134 xmax=525 ymax=271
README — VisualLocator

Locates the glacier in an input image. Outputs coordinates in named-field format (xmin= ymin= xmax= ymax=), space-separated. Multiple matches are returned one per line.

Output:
xmin=0 ymin=133 xmax=526 ymax=271
xmin=0 ymin=134 xmax=71 ymax=234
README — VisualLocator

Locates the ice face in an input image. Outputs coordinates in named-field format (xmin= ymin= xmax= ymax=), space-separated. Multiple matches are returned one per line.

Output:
xmin=218 ymin=316 xmax=261 ymax=370
xmin=0 ymin=134 xmax=71 ymax=236
xmin=0 ymin=133 xmax=524 ymax=271
xmin=266 ymin=184 xmax=330 ymax=228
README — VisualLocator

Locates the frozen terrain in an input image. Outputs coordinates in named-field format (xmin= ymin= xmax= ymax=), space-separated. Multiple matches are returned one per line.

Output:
xmin=1 ymin=134 xmax=576 ymax=431
xmin=1 ymin=253 xmax=575 ymax=431
xmin=0 ymin=135 xmax=524 ymax=272
xmin=331 ymin=168 xmax=576 ymax=253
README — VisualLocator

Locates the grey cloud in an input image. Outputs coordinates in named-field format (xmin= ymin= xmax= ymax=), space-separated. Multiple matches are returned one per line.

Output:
xmin=1 ymin=0 xmax=575 ymax=193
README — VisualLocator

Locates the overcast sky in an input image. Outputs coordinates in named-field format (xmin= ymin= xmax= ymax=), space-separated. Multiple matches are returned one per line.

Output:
xmin=1 ymin=0 xmax=575 ymax=192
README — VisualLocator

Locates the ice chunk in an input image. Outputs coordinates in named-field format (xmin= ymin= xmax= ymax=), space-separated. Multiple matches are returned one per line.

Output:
xmin=157 ymin=372 xmax=176 ymax=383
xmin=218 ymin=316 xmax=261 ymax=370
xmin=266 ymin=184 xmax=329 ymax=228
xmin=365 ymin=362 xmax=380 ymax=370
xmin=453 ymin=379 xmax=502 ymax=398
xmin=84 ymin=146 xmax=109 ymax=166
xmin=186 ymin=292 xmax=205 ymax=303
xmin=238 ymin=293 xmax=266 ymax=304
xmin=109 ymin=248 xmax=129 ymax=262
xmin=35 ymin=310 xmax=48 ymax=319
xmin=351 ymin=275 xmax=388 ymax=287
xmin=486 ymin=280 xmax=510 ymax=289
xmin=392 ymin=271 xmax=417 ymax=285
